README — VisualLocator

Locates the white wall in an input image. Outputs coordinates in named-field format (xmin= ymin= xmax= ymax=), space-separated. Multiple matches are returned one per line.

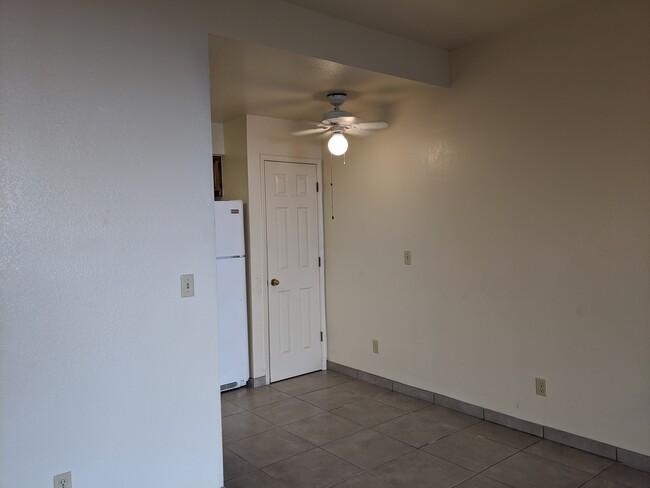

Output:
xmin=222 ymin=117 xmax=250 ymax=203
xmin=1 ymin=1 xmax=440 ymax=483
xmin=324 ymin=0 xmax=650 ymax=455
xmin=244 ymin=116 xmax=322 ymax=380
xmin=4 ymin=1 xmax=645 ymax=486
xmin=0 ymin=1 xmax=224 ymax=486
xmin=212 ymin=122 xmax=225 ymax=154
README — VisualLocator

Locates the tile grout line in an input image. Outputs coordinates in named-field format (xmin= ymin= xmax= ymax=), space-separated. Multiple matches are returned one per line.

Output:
xmin=328 ymin=361 xmax=650 ymax=473
xmin=222 ymin=371 xmax=643 ymax=487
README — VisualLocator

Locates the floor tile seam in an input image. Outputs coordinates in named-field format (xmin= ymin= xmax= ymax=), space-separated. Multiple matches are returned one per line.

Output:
xmin=464 ymin=421 xmax=540 ymax=450
xmin=319 ymin=467 xmax=385 ymax=488
xmin=411 ymin=406 xmax=483 ymax=423
xmin=461 ymin=440 xmax=526 ymax=480
xmin=574 ymin=471 xmax=602 ymax=488
xmin=337 ymin=388 xmax=391 ymax=401
xmin=322 ymin=425 xmax=415 ymax=454
xmin=253 ymin=445 xmax=322 ymax=473
xmin=524 ymin=442 xmax=617 ymax=477
xmin=372 ymin=394 xmax=433 ymax=412
xmin=292 ymin=394 xmax=327 ymax=410
xmin=255 ymin=407 xmax=327 ymax=428
xmin=223 ymin=446 xmax=250 ymax=464
xmin=516 ymin=449 xmax=600 ymax=477
xmin=336 ymin=366 xmax=650 ymax=473
xmin=225 ymin=469 xmax=284 ymax=487
xmin=222 ymin=448 xmax=259 ymax=482
xmin=223 ymin=424 xmax=290 ymax=447
xmin=449 ymin=472 xmax=517 ymax=488
xmin=221 ymin=410 xmax=245 ymax=418
xmin=479 ymin=449 xmax=600 ymax=486
xmin=319 ymin=464 xmax=367 ymax=488
xmin=259 ymin=446 xmax=360 ymax=488
xmin=324 ymin=408 xmax=378 ymax=429
xmin=362 ymin=448 xmax=421 ymax=477
xmin=459 ymin=420 xmax=541 ymax=451
xmin=365 ymin=406 xmax=433 ymax=430
xmin=273 ymin=382 xmax=348 ymax=397
xmin=366 ymin=422 xmax=419 ymax=447
xmin=312 ymin=394 xmax=395 ymax=413
xmin=248 ymin=395 xmax=319 ymax=410
xmin=479 ymin=465 xmax=522 ymax=486
xmin=319 ymin=436 xmax=391 ymax=472
xmin=333 ymin=390 xmax=399 ymax=406
xmin=347 ymin=408 xmax=412 ymax=428
xmin=573 ymin=460 xmax=625 ymax=488
xmin=369 ymin=426 xmax=430 ymax=449
xmin=414 ymin=446 xmax=485 ymax=477
xmin=231 ymin=396 xmax=290 ymax=411
xmin=280 ymin=407 xmax=368 ymax=431
xmin=369 ymin=449 xmax=480 ymax=487
xmin=418 ymin=418 xmax=479 ymax=439
xmin=396 ymin=411 xmax=471 ymax=433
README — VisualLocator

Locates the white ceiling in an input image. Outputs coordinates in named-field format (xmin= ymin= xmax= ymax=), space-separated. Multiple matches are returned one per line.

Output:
xmin=281 ymin=0 xmax=587 ymax=49
xmin=210 ymin=1 xmax=586 ymax=123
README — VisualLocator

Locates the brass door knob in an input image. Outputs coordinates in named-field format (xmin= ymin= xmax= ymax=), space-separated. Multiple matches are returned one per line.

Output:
xmin=271 ymin=278 xmax=280 ymax=286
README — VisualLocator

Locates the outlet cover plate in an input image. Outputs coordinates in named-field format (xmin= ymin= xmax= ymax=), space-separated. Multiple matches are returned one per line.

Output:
xmin=372 ymin=339 xmax=379 ymax=354
xmin=54 ymin=472 xmax=72 ymax=488
xmin=535 ymin=377 xmax=547 ymax=397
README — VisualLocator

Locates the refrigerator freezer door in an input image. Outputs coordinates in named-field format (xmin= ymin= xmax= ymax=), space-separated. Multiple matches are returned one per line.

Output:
xmin=215 ymin=200 xmax=245 ymax=258
xmin=217 ymin=256 xmax=249 ymax=389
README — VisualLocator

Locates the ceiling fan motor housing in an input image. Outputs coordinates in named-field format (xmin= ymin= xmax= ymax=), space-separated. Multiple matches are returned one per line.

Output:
xmin=324 ymin=92 xmax=351 ymax=124
xmin=322 ymin=110 xmax=353 ymax=124
xmin=326 ymin=92 xmax=347 ymax=107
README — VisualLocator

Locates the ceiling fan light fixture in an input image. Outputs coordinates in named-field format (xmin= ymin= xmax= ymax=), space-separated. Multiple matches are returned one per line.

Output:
xmin=328 ymin=132 xmax=348 ymax=156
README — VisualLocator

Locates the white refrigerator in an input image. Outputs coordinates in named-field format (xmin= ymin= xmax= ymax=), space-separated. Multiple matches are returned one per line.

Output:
xmin=215 ymin=200 xmax=249 ymax=391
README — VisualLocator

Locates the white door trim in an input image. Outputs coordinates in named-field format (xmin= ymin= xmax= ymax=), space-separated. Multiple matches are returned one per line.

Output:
xmin=259 ymin=154 xmax=327 ymax=385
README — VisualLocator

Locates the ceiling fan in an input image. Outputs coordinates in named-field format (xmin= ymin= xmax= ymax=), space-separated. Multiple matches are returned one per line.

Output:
xmin=292 ymin=92 xmax=389 ymax=155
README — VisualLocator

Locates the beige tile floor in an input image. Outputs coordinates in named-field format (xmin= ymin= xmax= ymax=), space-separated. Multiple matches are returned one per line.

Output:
xmin=221 ymin=370 xmax=650 ymax=488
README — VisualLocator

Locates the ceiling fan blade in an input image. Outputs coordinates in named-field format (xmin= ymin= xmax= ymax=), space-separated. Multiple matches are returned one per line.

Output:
xmin=292 ymin=127 xmax=329 ymax=136
xmin=354 ymin=121 xmax=389 ymax=130
xmin=345 ymin=128 xmax=372 ymax=137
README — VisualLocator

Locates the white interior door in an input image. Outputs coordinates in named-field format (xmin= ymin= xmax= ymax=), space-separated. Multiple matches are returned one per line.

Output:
xmin=265 ymin=160 xmax=322 ymax=382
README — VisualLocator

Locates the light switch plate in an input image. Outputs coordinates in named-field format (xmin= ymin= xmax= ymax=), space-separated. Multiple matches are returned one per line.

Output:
xmin=181 ymin=274 xmax=195 ymax=298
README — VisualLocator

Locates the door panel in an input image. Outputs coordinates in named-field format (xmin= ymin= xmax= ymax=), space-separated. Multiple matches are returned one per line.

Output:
xmin=266 ymin=161 xmax=322 ymax=382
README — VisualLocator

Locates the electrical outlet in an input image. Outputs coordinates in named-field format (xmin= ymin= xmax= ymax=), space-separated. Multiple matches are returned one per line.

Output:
xmin=372 ymin=339 xmax=379 ymax=354
xmin=403 ymin=250 xmax=412 ymax=265
xmin=180 ymin=274 xmax=194 ymax=297
xmin=53 ymin=472 xmax=71 ymax=488
xmin=535 ymin=377 xmax=547 ymax=397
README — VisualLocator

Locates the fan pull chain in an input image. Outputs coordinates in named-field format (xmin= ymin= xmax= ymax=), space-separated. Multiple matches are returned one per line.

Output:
xmin=330 ymin=152 xmax=335 ymax=219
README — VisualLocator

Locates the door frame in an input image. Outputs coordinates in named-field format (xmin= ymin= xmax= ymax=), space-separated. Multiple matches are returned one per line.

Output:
xmin=260 ymin=154 xmax=327 ymax=384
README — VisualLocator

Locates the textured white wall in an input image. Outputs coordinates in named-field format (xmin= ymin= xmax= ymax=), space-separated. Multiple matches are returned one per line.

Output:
xmin=324 ymin=0 xmax=650 ymax=455
xmin=0 ymin=0 xmax=442 ymax=484
xmin=0 ymin=1 xmax=223 ymax=486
